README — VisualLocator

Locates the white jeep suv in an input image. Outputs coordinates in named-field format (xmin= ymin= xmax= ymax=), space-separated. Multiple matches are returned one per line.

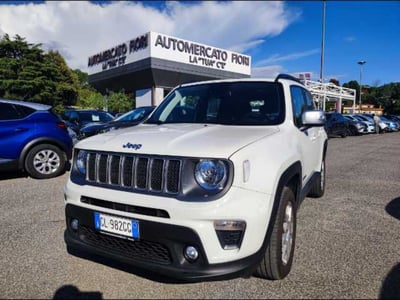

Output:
xmin=64 ymin=74 xmax=327 ymax=281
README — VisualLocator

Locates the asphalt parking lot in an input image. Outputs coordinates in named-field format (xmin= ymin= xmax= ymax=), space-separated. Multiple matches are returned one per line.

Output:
xmin=0 ymin=132 xmax=399 ymax=299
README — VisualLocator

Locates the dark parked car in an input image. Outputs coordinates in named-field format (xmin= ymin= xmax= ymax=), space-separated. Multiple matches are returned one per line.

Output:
xmin=325 ymin=112 xmax=351 ymax=138
xmin=0 ymin=99 xmax=73 ymax=179
xmin=60 ymin=109 xmax=115 ymax=135
xmin=79 ymin=106 xmax=155 ymax=139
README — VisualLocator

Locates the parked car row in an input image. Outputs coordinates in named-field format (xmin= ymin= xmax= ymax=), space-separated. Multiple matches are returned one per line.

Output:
xmin=325 ymin=112 xmax=400 ymax=138
xmin=60 ymin=106 xmax=155 ymax=141
xmin=78 ymin=106 xmax=155 ymax=139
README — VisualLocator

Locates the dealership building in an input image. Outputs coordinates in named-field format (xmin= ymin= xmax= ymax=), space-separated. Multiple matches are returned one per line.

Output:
xmin=87 ymin=31 xmax=251 ymax=107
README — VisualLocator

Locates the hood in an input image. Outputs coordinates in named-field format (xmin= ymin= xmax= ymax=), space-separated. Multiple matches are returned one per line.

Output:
xmin=76 ymin=123 xmax=279 ymax=158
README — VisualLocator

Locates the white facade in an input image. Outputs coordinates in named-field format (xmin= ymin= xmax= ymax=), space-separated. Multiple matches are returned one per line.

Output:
xmin=88 ymin=31 xmax=251 ymax=76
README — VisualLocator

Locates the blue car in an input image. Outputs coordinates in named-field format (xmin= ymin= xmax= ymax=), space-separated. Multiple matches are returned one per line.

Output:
xmin=0 ymin=99 xmax=73 ymax=179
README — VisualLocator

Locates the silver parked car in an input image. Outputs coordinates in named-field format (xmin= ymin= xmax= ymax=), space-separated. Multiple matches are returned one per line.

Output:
xmin=345 ymin=114 xmax=375 ymax=133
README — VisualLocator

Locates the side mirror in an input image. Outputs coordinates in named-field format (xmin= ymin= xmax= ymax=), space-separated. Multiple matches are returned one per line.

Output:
xmin=302 ymin=110 xmax=325 ymax=127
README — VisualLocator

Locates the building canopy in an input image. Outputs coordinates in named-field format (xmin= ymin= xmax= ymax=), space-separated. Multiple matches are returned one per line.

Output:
xmin=88 ymin=31 xmax=251 ymax=93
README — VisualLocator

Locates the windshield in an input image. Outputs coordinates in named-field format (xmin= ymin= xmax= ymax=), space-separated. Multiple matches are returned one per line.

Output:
xmin=115 ymin=107 xmax=154 ymax=122
xmin=146 ymin=82 xmax=285 ymax=126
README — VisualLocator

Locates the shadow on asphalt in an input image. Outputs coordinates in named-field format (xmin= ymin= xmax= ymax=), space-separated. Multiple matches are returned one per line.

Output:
xmin=385 ymin=197 xmax=400 ymax=220
xmin=379 ymin=262 xmax=400 ymax=299
xmin=53 ymin=285 xmax=103 ymax=300
xmin=0 ymin=162 xmax=70 ymax=181
xmin=0 ymin=170 xmax=28 ymax=180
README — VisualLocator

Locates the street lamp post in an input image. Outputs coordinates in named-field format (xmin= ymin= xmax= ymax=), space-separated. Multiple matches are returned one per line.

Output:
xmin=320 ymin=0 xmax=326 ymax=84
xmin=358 ymin=60 xmax=366 ymax=113
xmin=319 ymin=0 xmax=326 ymax=110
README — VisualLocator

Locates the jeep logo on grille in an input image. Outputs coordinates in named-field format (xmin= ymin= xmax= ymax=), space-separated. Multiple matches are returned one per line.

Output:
xmin=123 ymin=143 xmax=142 ymax=150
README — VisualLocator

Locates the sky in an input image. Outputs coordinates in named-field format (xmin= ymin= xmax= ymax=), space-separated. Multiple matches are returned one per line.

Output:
xmin=0 ymin=1 xmax=399 ymax=86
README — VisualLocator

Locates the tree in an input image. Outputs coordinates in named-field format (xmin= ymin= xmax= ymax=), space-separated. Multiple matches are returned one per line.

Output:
xmin=342 ymin=80 xmax=400 ymax=114
xmin=0 ymin=34 xmax=79 ymax=108
xmin=329 ymin=78 xmax=340 ymax=86
xmin=343 ymin=80 xmax=362 ymax=105
xmin=72 ymin=69 xmax=88 ymax=87
xmin=76 ymin=88 xmax=104 ymax=109
xmin=106 ymin=91 xmax=134 ymax=113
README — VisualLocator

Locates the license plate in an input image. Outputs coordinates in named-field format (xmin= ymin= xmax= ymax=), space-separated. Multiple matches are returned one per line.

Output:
xmin=94 ymin=212 xmax=139 ymax=239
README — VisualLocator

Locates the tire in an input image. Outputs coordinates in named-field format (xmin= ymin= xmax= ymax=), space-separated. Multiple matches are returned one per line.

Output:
xmin=255 ymin=186 xmax=296 ymax=280
xmin=308 ymin=158 xmax=326 ymax=198
xmin=350 ymin=126 xmax=358 ymax=136
xmin=24 ymin=144 xmax=66 ymax=179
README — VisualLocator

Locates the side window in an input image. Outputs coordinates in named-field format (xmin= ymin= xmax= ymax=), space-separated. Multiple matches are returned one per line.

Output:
xmin=17 ymin=105 xmax=35 ymax=118
xmin=303 ymin=89 xmax=315 ymax=110
xmin=290 ymin=86 xmax=316 ymax=128
xmin=290 ymin=86 xmax=306 ymax=128
xmin=0 ymin=103 xmax=22 ymax=120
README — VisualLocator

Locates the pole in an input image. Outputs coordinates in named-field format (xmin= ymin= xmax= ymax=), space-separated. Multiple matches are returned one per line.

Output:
xmin=320 ymin=0 xmax=326 ymax=110
xmin=320 ymin=0 xmax=326 ymax=84
xmin=358 ymin=60 xmax=366 ymax=113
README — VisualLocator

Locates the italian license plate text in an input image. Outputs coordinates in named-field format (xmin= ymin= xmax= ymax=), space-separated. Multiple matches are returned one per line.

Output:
xmin=94 ymin=212 xmax=139 ymax=239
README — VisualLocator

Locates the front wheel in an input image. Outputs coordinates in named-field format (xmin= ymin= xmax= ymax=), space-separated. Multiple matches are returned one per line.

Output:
xmin=255 ymin=186 xmax=297 ymax=280
xmin=24 ymin=144 xmax=66 ymax=179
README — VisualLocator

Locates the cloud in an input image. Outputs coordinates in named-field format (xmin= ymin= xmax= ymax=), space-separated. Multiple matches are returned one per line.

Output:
xmin=344 ymin=36 xmax=355 ymax=42
xmin=0 ymin=1 xmax=299 ymax=71
xmin=229 ymin=39 xmax=266 ymax=54
xmin=165 ymin=1 xmax=300 ymax=51
xmin=255 ymin=48 xmax=320 ymax=66
xmin=41 ymin=40 xmax=73 ymax=60
xmin=251 ymin=65 xmax=285 ymax=78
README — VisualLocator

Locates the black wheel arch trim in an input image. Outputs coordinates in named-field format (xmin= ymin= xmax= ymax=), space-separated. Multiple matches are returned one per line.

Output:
xmin=323 ymin=140 xmax=328 ymax=160
xmin=18 ymin=137 xmax=72 ymax=169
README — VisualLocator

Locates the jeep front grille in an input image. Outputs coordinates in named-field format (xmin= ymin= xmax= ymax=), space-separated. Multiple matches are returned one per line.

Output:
xmin=85 ymin=152 xmax=182 ymax=194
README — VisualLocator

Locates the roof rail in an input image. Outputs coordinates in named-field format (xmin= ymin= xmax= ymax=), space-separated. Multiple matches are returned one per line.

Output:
xmin=274 ymin=74 xmax=304 ymax=85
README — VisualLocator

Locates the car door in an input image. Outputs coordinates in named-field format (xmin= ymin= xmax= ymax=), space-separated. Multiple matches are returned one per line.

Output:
xmin=0 ymin=103 xmax=35 ymax=161
xmin=290 ymin=85 xmax=323 ymax=186
xmin=330 ymin=114 xmax=340 ymax=135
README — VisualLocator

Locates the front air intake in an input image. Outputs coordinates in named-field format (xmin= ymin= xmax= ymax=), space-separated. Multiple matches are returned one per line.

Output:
xmin=85 ymin=152 xmax=182 ymax=195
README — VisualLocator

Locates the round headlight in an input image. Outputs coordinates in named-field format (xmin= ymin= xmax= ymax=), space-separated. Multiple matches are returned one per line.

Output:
xmin=76 ymin=150 xmax=88 ymax=174
xmin=195 ymin=159 xmax=227 ymax=190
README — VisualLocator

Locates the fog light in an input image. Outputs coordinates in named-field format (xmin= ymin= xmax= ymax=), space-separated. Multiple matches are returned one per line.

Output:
xmin=71 ymin=219 xmax=79 ymax=231
xmin=184 ymin=246 xmax=199 ymax=262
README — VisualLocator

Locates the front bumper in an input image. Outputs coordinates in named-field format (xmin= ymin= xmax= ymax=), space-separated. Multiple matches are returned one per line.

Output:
xmin=65 ymin=204 xmax=264 ymax=281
